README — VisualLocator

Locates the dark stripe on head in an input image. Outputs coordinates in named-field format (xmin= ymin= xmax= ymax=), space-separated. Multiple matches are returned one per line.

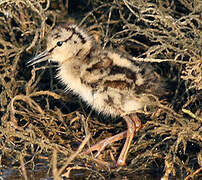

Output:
xmin=64 ymin=26 xmax=86 ymax=44
xmin=53 ymin=32 xmax=61 ymax=39
xmin=48 ymin=46 xmax=55 ymax=53
xmin=64 ymin=32 xmax=73 ymax=43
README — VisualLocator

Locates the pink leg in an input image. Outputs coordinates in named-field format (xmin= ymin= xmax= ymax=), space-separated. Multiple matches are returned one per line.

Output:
xmin=82 ymin=131 xmax=127 ymax=157
xmin=82 ymin=113 xmax=142 ymax=166
xmin=117 ymin=113 xmax=141 ymax=166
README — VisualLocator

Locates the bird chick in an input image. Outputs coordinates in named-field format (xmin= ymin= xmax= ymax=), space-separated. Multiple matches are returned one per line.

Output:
xmin=27 ymin=24 xmax=166 ymax=166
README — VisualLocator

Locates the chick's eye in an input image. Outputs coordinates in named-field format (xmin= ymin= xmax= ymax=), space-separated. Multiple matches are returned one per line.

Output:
xmin=57 ymin=41 xmax=63 ymax=47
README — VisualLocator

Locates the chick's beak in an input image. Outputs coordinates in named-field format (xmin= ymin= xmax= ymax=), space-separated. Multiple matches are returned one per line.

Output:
xmin=27 ymin=50 xmax=50 ymax=66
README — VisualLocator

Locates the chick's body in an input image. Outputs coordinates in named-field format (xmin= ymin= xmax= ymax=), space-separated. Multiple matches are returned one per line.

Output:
xmin=28 ymin=24 xmax=166 ymax=166
xmin=58 ymin=49 xmax=160 ymax=116
xmin=44 ymin=25 xmax=164 ymax=117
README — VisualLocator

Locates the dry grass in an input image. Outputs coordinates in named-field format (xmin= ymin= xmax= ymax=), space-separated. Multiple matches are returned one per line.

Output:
xmin=0 ymin=0 xmax=201 ymax=179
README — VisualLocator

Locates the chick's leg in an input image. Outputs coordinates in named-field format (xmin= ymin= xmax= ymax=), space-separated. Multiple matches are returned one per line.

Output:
xmin=81 ymin=113 xmax=141 ymax=166
xmin=82 ymin=131 xmax=127 ymax=157
xmin=117 ymin=113 xmax=141 ymax=166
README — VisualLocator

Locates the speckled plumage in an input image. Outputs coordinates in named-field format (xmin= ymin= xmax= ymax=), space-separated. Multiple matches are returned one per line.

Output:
xmin=28 ymin=24 xmax=166 ymax=166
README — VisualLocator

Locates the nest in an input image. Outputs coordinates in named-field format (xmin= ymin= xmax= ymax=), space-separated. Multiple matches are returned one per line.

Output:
xmin=0 ymin=0 xmax=201 ymax=179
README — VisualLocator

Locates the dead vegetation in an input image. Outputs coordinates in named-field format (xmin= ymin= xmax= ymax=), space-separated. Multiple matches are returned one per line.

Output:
xmin=0 ymin=0 xmax=201 ymax=179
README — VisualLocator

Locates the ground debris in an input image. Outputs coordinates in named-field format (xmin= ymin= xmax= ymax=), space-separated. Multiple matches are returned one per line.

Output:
xmin=0 ymin=0 xmax=201 ymax=179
